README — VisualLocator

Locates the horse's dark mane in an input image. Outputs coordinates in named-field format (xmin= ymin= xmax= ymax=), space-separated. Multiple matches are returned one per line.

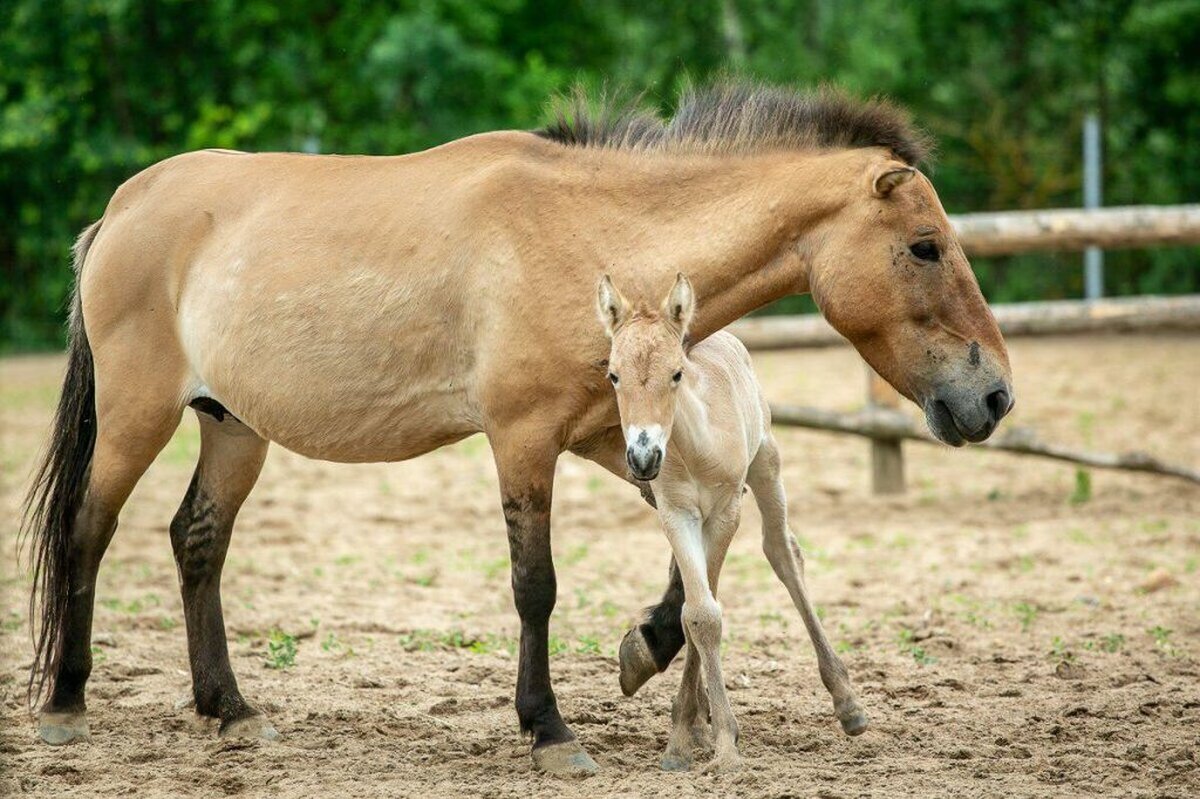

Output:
xmin=536 ymin=80 xmax=931 ymax=167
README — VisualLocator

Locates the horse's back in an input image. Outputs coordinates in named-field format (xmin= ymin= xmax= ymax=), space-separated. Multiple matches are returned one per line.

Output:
xmin=77 ymin=135 xmax=546 ymax=462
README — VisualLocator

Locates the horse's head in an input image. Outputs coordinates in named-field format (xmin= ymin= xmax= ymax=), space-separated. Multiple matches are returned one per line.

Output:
xmin=810 ymin=156 xmax=1014 ymax=445
xmin=596 ymin=273 xmax=694 ymax=481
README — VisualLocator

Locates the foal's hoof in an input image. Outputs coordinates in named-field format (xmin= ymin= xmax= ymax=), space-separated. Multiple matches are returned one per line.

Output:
xmin=38 ymin=711 xmax=90 ymax=745
xmin=219 ymin=714 xmax=281 ymax=742
xmin=660 ymin=750 xmax=692 ymax=772
xmin=618 ymin=627 xmax=657 ymax=697
xmin=837 ymin=703 xmax=869 ymax=736
xmin=531 ymin=740 xmax=599 ymax=777
xmin=701 ymin=751 xmax=743 ymax=774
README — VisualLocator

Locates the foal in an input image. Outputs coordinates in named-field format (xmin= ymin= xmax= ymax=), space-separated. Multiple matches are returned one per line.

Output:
xmin=598 ymin=274 xmax=867 ymax=772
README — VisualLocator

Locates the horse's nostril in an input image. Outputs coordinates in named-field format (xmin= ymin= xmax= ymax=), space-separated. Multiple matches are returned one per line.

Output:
xmin=986 ymin=388 xmax=1011 ymax=423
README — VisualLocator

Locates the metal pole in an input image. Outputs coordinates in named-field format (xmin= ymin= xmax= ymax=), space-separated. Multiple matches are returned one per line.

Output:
xmin=1083 ymin=113 xmax=1104 ymax=299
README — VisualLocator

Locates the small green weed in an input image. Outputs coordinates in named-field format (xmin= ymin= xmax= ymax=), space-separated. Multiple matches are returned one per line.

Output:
xmin=265 ymin=629 xmax=298 ymax=669
xmin=1069 ymin=469 xmax=1092 ymax=505
xmin=897 ymin=628 xmax=935 ymax=666
xmin=1013 ymin=601 xmax=1039 ymax=632
xmin=1149 ymin=626 xmax=1179 ymax=656
xmin=1048 ymin=636 xmax=1075 ymax=664
xmin=575 ymin=635 xmax=602 ymax=655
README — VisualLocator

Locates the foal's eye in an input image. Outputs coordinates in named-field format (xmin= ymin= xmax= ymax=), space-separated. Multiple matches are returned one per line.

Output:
xmin=607 ymin=373 xmax=619 ymax=386
xmin=910 ymin=240 xmax=940 ymax=261
xmin=671 ymin=370 xmax=683 ymax=384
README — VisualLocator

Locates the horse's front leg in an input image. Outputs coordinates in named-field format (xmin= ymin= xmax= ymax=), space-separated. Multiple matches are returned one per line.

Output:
xmin=491 ymin=431 xmax=599 ymax=777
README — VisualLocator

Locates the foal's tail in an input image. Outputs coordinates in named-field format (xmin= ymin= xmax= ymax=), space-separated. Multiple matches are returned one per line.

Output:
xmin=22 ymin=220 xmax=102 ymax=708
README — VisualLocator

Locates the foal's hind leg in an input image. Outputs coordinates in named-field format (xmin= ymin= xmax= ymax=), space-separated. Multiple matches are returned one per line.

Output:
xmin=660 ymin=637 xmax=711 ymax=771
xmin=747 ymin=436 xmax=867 ymax=736
xmin=38 ymin=402 xmax=182 ymax=744
xmin=170 ymin=411 xmax=274 ymax=740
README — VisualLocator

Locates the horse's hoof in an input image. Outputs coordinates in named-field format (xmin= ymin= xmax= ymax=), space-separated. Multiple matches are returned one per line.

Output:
xmin=219 ymin=714 xmax=280 ymax=742
xmin=618 ymin=628 xmax=657 ymax=697
xmin=531 ymin=740 xmax=599 ymax=777
xmin=38 ymin=711 xmax=90 ymax=745
xmin=660 ymin=751 xmax=692 ymax=771
xmin=837 ymin=703 xmax=869 ymax=736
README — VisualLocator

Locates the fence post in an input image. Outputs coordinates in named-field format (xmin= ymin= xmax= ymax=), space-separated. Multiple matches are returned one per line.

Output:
xmin=866 ymin=365 xmax=905 ymax=494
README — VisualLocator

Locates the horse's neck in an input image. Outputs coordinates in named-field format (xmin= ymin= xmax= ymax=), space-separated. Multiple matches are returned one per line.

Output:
xmin=558 ymin=145 xmax=862 ymax=344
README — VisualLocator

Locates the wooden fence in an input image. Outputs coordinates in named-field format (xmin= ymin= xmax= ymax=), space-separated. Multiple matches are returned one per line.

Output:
xmin=729 ymin=204 xmax=1200 ymax=493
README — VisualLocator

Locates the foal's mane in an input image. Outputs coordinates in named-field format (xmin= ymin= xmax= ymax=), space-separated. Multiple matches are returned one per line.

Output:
xmin=536 ymin=80 xmax=930 ymax=167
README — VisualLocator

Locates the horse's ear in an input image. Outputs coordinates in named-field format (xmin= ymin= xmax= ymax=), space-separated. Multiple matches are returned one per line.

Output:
xmin=596 ymin=274 xmax=631 ymax=337
xmin=661 ymin=273 xmax=695 ymax=337
xmin=871 ymin=162 xmax=916 ymax=198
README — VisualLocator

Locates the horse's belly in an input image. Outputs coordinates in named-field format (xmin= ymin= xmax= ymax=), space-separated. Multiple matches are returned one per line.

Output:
xmin=179 ymin=257 xmax=482 ymax=463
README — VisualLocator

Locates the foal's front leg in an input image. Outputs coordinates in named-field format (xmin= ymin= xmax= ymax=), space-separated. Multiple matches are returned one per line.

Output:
xmin=660 ymin=506 xmax=741 ymax=772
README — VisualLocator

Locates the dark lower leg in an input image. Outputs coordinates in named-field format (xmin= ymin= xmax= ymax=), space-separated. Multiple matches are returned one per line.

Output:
xmin=43 ymin=505 xmax=118 ymax=715
xmin=641 ymin=558 xmax=687 ymax=671
xmin=504 ymin=491 xmax=573 ymax=749
xmin=171 ymin=473 xmax=254 ymax=726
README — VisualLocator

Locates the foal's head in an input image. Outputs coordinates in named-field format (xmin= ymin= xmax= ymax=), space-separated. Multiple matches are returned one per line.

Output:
xmin=597 ymin=274 xmax=694 ymax=481
xmin=811 ymin=157 xmax=1014 ymax=446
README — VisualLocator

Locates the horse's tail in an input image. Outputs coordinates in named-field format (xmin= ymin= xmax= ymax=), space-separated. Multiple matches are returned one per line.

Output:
xmin=22 ymin=220 xmax=102 ymax=708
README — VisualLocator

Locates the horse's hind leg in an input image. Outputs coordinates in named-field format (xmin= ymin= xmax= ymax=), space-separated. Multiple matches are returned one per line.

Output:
xmin=37 ymin=396 xmax=182 ymax=744
xmin=747 ymin=435 xmax=867 ymax=736
xmin=170 ymin=410 xmax=274 ymax=740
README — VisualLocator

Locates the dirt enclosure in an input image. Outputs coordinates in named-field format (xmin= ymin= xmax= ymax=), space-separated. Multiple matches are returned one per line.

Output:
xmin=1 ymin=334 xmax=1197 ymax=798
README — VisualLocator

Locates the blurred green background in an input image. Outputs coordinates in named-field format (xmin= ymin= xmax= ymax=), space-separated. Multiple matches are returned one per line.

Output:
xmin=2 ymin=0 xmax=1198 ymax=350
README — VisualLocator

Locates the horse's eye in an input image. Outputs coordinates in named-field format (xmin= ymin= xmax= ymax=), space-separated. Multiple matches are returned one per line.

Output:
xmin=671 ymin=370 xmax=683 ymax=384
xmin=608 ymin=372 xmax=619 ymax=386
xmin=910 ymin=240 xmax=940 ymax=261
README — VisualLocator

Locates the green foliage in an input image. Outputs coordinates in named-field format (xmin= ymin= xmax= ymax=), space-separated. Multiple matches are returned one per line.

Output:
xmin=3 ymin=0 xmax=1198 ymax=348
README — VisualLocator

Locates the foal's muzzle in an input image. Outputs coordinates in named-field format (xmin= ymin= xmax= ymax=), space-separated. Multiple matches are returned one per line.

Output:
xmin=626 ymin=445 xmax=663 ymax=481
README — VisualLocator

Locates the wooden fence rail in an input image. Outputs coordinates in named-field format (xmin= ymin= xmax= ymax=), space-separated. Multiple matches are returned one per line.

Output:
xmin=949 ymin=204 xmax=1200 ymax=255
xmin=770 ymin=403 xmax=1200 ymax=485
xmin=730 ymin=294 xmax=1200 ymax=350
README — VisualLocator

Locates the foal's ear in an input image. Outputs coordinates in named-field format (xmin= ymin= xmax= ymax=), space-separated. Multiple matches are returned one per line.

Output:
xmin=661 ymin=273 xmax=695 ymax=337
xmin=596 ymin=275 xmax=631 ymax=337
xmin=870 ymin=162 xmax=917 ymax=198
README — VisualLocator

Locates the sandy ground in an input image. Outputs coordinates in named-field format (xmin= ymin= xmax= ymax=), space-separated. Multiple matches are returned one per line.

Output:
xmin=0 ymin=334 xmax=1198 ymax=798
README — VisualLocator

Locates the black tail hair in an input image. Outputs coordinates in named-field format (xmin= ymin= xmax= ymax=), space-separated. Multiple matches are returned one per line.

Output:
xmin=21 ymin=220 xmax=101 ymax=708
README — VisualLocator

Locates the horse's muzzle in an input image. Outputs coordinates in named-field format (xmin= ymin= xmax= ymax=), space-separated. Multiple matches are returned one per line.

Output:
xmin=925 ymin=383 xmax=1014 ymax=447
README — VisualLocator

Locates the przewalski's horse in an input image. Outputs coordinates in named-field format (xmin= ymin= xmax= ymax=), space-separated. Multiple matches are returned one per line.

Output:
xmin=23 ymin=81 xmax=1012 ymax=776
xmin=598 ymin=273 xmax=865 ymax=772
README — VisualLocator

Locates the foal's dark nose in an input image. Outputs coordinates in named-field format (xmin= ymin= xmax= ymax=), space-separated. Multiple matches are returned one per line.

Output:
xmin=985 ymin=386 xmax=1014 ymax=425
xmin=627 ymin=446 xmax=663 ymax=481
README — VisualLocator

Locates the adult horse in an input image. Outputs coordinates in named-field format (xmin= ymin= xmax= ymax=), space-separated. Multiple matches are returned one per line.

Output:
xmin=24 ymin=81 xmax=1012 ymax=776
